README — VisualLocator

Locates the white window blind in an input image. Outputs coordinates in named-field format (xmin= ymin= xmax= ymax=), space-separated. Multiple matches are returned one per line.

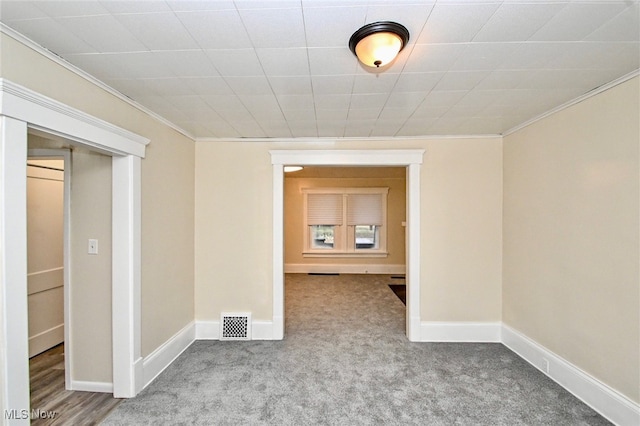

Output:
xmin=347 ymin=194 xmax=383 ymax=225
xmin=307 ymin=193 xmax=343 ymax=225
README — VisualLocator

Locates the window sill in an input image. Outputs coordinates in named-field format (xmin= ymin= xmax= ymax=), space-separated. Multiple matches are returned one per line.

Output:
xmin=302 ymin=252 xmax=388 ymax=258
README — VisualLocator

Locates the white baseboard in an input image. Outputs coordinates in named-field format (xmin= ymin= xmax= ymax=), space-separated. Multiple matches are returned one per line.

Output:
xmin=502 ymin=325 xmax=640 ymax=426
xmin=142 ymin=321 xmax=195 ymax=390
xmin=285 ymin=263 xmax=405 ymax=274
xmin=195 ymin=320 xmax=278 ymax=340
xmin=29 ymin=323 xmax=64 ymax=357
xmin=69 ymin=380 xmax=113 ymax=393
xmin=419 ymin=321 xmax=501 ymax=342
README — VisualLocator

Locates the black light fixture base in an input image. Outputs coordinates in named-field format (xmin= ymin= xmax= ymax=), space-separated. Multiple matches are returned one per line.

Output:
xmin=348 ymin=21 xmax=410 ymax=58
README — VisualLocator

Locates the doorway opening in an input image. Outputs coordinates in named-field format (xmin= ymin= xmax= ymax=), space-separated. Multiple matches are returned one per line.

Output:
xmin=282 ymin=165 xmax=407 ymax=333
xmin=270 ymin=149 xmax=424 ymax=342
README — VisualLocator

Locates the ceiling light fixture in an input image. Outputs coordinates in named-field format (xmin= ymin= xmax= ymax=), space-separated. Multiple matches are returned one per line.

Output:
xmin=284 ymin=166 xmax=303 ymax=173
xmin=349 ymin=21 xmax=410 ymax=68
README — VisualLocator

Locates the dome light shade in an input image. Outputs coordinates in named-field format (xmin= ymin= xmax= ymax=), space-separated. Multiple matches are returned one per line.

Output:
xmin=349 ymin=21 xmax=409 ymax=68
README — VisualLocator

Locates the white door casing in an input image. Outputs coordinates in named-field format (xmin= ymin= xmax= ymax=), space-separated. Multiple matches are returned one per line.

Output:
xmin=0 ymin=79 xmax=149 ymax=424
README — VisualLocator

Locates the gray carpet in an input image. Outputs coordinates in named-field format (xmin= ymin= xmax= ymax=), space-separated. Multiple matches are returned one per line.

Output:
xmin=102 ymin=274 xmax=610 ymax=425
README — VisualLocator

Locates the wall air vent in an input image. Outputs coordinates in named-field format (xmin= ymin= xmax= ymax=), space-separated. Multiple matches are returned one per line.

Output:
xmin=220 ymin=313 xmax=251 ymax=340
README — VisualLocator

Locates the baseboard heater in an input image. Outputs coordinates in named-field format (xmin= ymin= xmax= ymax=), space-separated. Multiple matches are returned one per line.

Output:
xmin=220 ymin=313 xmax=251 ymax=340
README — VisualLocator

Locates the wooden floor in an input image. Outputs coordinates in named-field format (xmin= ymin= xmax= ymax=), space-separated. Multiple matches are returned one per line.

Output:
xmin=29 ymin=344 xmax=122 ymax=425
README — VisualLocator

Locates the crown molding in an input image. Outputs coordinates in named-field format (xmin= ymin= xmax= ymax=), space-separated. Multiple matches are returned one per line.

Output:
xmin=0 ymin=22 xmax=195 ymax=142
xmin=196 ymin=134 xmax=502 ymax=143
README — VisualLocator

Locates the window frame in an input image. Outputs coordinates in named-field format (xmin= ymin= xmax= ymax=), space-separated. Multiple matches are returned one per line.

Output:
xmin=302 ymin=187 xmax=389 ymax=258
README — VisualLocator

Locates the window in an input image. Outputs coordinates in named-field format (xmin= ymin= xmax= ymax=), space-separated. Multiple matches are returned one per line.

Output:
xmin=302 ymin=187 xmax=388 ymax=257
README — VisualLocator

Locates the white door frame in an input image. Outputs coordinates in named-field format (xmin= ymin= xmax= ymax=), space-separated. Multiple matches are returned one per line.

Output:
xmin=0 ymin=79 xmax=149 ymax=423
xmin=27 ymin=149 xmax=72 ymax=388
xmin=270 ymin=149 xmax=424 ymax=341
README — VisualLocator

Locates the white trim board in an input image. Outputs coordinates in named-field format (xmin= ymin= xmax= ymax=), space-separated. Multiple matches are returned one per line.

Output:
xmin=68 ymin=381 xmax=113 ymax=394
xmin=195 ymin=320 xmax=277 ymax=341
xmin=419 ymin=321 xmax=501 ymax=342
xmin=502 ymin=325 xmax=640 ymax=426
xmin=285 ymin=264 xmax=405 ymax=275
xmin=142 ymin=322 xmax=195 ymax=390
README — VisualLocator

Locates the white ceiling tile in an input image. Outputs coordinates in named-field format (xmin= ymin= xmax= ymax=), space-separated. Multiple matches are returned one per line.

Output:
xmin=288 ymin=120 xmax=318 ymax=138
xmin=35 ymin=0 xmax=110 ymax=17
xmin=4 ymin=17 xmax=96 ymax=54
xmin=282 ymin=108 xmax=316 ymax=121
xmin=277 ymin=94 xmax=315 ymax=110
xmin=378 ymin=107 xmax=413 ymax=120
xmin=109 ymin=52 xmax=176 ymax=78
xmin=396 ymin=117 xmax=439 ymax=137
xmin=114 ymin=12 xmax=199 ymax=51
xmin=203 ymin=120 xmax=241 ymax=138
xmin=473 ymin=2 xmax=568 ymax=42
xmin=205 ymin=49 xmax=262 ymax=76
xmin=269 ymin=76 xmax=313 ymax=95
xmin=166 ymin=1 xmax=236 ymax=12
xmin=225 ymin=76 xmax=273 ymax=95
xmin=141 ymin=78 xmax=197 ymax=96
xmin=311 ymin=75 xmax=355 ymax=95
xmin=394 ymin=72 xmax=443 ymax=92
xmin=230 ymin=120 xmax=267 ymax=137
xmin=364 ymin=4 xmax=436 ymax=44
xmin=303 ymin=5 xmax=367 ymax=47
xmin=353 ymin=73 xmax=399 ymax=94
xmin=64 ymin=53 xmax=130 ymax=79
xmin=348 ymin=108 xmax=383 ymax=120
xmin=314 ymin=94 xmax=351 ymax=109
xmin=586 ymin=3 xmax=640 ymax=42
xmin=403 ymin=44 xmax=467 ymax=73
xmin=183 ymin=77 xmax=234 ymax=95
xmin=418 ymin=2 xmax=500 ymax=43
xmin=308 ymin=47 xmax=359 ymax=75
xmin=202 ymin=94 xmax=246 ymax=110
xmin=239 ymin=95 xmax=284 ymax=120
xmin=344 ymin=120 xmax=375 ymax=138
xmin=450 ymin=43 xmax=520 ymax=71
xmin=432 ymin=71 xmax=490 ymax=91
xmin=0 ymin=2 xmax=47 ymax=20
xmin=531 ymin=2 xmax=629 ymax=42
xmin=371 ymin=119 xmax=404 ymax=137
xmin=216 ymin=106 xmax=254 ymax=122
xmin=175 ymin=10 xmax=252 ymax=49
xmin=99 ymin=1 xmax=171 ymax=14
xmin=385 ymin=92 xmax=425 ymax=110
xmin=316 ymin=124 xmax=347 ymax=138
xmin=316 ymin=109 xmax=349 ymax=121
xmin=256 ymin=48 xmax=310 ymax=76
xmin=349 ymin=93 xmax=388 ymax=109
xmin=497 ymin=42 xmax=565 ymax=70
xmin=55 ymin=14 xmax=147 ymax=53
xmin=154 ymin=51 xmax=219 ymax=78
xmin=163 ymin=95 xmax=210 ymax=111
xmin=419 ymin=90 xmax=467 ymax=107
xmin=475 ymin=70 xmax=535 ymax=90
xmin=239 ymin=7 xmax=306 ymax=48
xmin=258 ymin=121 xmax=293 ymax=138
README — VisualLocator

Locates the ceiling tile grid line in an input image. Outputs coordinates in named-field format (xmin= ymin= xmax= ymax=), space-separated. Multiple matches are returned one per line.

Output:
xmin=0 ymin=0 xmax=638 ymax=139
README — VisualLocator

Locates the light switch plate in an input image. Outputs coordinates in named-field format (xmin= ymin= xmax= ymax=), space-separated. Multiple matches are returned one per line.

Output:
xmin=88 ymin=239 xmax=98 ymax=255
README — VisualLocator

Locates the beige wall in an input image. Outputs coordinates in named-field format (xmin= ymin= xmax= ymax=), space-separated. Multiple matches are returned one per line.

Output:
xmin=69 ymin=150 xmax=113 ymax=382
xmin=503 ymin=77 xmax=640 ymax=403
xmin=2 ymin=32 xmax=195 ymax=375
xmin=27 ymin=159 xmax=64 ymax=357
xmin=284 ymin=170 xmax=406 ymax=269
xmin=195 ymin=138 xmax=503 ymax=324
